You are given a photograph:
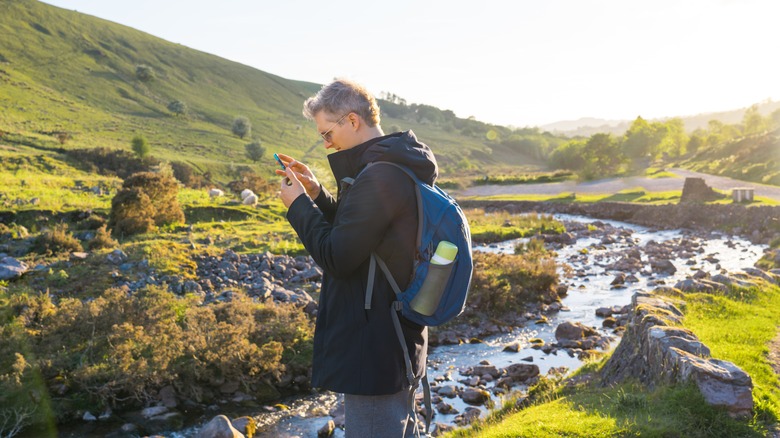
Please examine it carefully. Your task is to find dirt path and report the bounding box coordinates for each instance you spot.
[455,168,780,201]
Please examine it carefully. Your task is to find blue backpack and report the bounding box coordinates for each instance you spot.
[350,161,473,436]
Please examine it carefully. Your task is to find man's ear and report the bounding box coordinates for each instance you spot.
[346,113,360,131]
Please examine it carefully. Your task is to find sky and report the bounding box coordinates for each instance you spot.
[41,0,780,128]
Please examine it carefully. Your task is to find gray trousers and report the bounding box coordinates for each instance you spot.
[344,388,417,438]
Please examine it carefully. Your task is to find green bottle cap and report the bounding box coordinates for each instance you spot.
[431,241,458,265]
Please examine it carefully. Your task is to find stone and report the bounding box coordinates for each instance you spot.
[317,420,335,437]
[502,342,521,352]
[197,415,244,438]
[141,406,168,418]
[0,256,28,280]
[83,411,97,421]
[502,363,540,382]
[231,417,255,436]
[555,321,597,341]
[107,249,128,265]
[461,388,490,405]
[159,386,178,408]
[437,385,458,398]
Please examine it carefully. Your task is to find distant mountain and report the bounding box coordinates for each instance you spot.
[540,101,780,137]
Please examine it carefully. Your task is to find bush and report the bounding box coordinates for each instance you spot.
[170,161,208,188]
[135,64,155,82]
[227,171,270,197]
[466,251,559,316]
[65,147,158,179]
[87,225,118,250]
[109,172,184,237]
[131,135,150,158]
[33,224,83,255]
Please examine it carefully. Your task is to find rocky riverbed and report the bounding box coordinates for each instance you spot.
[152,214,769,438]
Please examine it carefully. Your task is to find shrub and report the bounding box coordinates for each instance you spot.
[135,64,155,82]
[170,161,207,188]
[232,116,251,139]
[33,224,83,255]
[466,251,559,316]
[87,225,118,250]
[131,135,150,158]
[109,188,156,236]
[227,171,270,197]
[109,172,184,237]
[65,147,158,179]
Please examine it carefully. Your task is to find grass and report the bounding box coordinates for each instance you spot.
[445,282,780,437]
[464,208,565,244]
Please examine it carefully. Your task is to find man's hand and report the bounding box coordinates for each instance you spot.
[279,167,306,208]
[275,153,321,199]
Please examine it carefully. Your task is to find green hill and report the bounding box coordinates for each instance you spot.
[676,128,780,185]
[0,0,549,184]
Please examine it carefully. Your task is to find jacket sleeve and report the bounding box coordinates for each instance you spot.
[286,165,413,279]
[312,184,337,223]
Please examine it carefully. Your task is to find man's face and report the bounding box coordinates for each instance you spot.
[314,112,355,152]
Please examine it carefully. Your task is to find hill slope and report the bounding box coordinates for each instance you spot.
[0,0,542,182]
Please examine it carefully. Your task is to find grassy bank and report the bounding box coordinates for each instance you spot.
[445,282,780,437]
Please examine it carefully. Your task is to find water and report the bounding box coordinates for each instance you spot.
[171,215,767,437]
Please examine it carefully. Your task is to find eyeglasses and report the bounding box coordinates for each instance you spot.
[320,113,350,142]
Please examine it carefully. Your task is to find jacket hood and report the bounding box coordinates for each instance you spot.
[328,130,438,185]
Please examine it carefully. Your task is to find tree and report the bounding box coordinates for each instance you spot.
[742,104,768,135]
[244,141,265,162]
[131,135,150,158]
[135,64,155,82]
[232,116,251,139]
[167,100,188,117]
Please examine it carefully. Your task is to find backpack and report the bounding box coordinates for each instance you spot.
[349,161,473,436]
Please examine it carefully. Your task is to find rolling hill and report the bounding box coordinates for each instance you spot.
[0,0,545,183]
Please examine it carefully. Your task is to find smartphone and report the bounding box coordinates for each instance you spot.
[273,153,285,170]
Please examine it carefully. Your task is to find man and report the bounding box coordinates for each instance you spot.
[277,78,436,437]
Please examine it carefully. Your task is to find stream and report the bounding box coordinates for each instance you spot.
[168,214,767,438]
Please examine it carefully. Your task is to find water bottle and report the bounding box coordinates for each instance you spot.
[410,241,458,316]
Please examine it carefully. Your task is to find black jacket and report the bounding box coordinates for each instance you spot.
[286,130,436,395]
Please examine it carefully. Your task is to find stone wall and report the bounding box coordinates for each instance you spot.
[600,292,753,418]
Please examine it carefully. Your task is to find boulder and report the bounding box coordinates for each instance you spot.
[197,415,244,438]
[240,189,255,200]
[555,321,597,341]
[0,256,28,280]
[461,388,490,405]
[501,363,540,382]
[242,193,258,206]
[209,188,224,198]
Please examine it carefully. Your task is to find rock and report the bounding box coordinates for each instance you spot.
[197,415,244,438]
[106,249,128,265]
[159,386,178,408]
[141,406,169,418]
[0,256,28,280]
[650,258,677,275]
[83,411,97,421]
[471,364,499,379]
[503,342,521,352]
[461,388,490,406]
[501,363,540,382]
[317,420,335,437]
[145,411,184,434]
[437,385,458,398]
[595,307,613,317]
[209,188,225,198]
[601,292,753,419]
[555,321,597,341]
[435,401,457,415]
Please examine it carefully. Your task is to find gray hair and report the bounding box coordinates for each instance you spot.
[302,78,381,127]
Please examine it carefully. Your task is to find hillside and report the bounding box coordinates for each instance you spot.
[541,100,780,137]
[0,0,545,184]
[676,128,780,186]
